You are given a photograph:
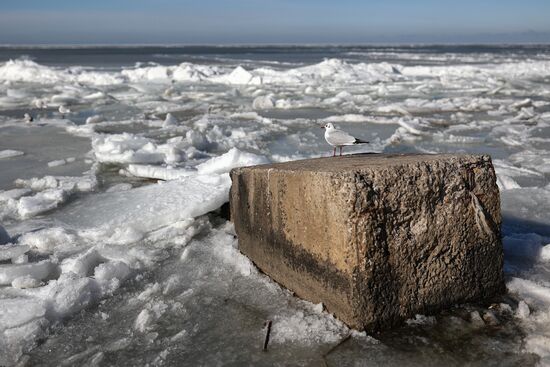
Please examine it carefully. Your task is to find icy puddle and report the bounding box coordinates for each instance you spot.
[0,124,91,188]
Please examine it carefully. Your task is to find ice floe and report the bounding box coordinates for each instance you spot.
[92,133,184,165]
[196,147,269,175]
[0,175,97,220]
[0,150,24,159]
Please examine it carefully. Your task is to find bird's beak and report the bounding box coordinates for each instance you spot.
[320,125,325,129]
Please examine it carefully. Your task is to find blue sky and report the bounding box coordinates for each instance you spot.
[1,0,549,44]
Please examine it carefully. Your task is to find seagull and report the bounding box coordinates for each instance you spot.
[23,113,33,123]
[33,99,47,109]
[58,105,71,118]
[322,122,369,157]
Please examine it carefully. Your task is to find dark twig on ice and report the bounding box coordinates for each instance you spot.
[322,333,352,366]
[263,320,272,351]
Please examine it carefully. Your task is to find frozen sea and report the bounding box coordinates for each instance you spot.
[0,45,550,366]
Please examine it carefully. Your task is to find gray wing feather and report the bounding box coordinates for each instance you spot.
[326,129,356,145]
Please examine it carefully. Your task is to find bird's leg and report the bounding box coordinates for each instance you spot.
[339,146,343,156]
[332,147,336,157]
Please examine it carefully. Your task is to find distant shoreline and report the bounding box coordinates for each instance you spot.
[0,42,550,49]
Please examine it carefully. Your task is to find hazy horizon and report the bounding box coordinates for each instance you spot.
[1,0,549,45]
[1,37,549,47]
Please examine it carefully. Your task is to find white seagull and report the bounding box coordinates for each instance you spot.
[58,105,71,118]
[23,113,33,123]
[322,122,369,157]
[34,99,47,109]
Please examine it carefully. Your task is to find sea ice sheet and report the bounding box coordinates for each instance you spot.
[1,46,550,366]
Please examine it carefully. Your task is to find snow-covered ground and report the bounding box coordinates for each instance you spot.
[1,45,550,366]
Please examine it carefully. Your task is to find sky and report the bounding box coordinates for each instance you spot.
[1,0,549,45]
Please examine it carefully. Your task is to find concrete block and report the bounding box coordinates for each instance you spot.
[230,154,504,331]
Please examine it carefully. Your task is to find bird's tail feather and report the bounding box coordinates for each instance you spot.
[354,138,369,144]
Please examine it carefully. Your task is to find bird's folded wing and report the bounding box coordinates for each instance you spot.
[327,130,357,145]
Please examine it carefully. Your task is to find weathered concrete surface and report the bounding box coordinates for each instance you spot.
[230,153,505,331]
